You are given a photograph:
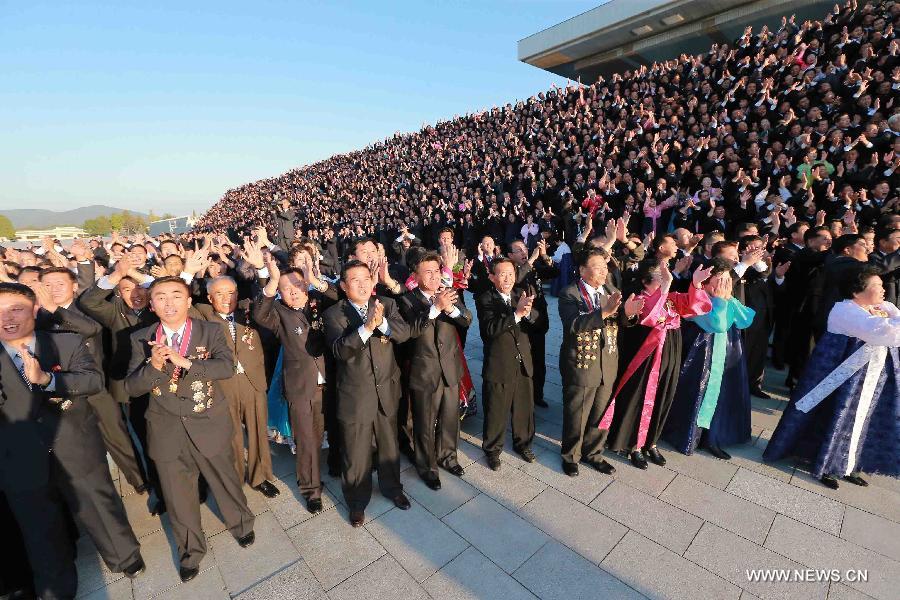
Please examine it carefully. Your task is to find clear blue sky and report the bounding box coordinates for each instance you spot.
[0,0,601,215]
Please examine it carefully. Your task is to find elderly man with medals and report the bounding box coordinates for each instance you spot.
[558,246,644,477]
[125,276,255,583]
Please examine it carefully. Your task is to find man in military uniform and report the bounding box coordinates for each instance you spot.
[558,247,643,476]
[124,277,255,583]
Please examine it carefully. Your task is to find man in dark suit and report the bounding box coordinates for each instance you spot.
[475,257,539,471]
[558,247,642,476]
[37,266,148,492]
[398,252,472,489]
[0,282,131,599]
[79,255,162,499]
[125,277,255,583]
[870,228,900,305]
[323,260,411,527]
[274,196,297,250]
[32,270,148,577]
[195,276,280,499]
[251,251,338,514]
[509,238,559,408]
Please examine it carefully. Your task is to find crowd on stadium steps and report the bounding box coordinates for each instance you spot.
[1,2,900,598]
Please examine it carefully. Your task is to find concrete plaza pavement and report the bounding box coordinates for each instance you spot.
[77,295,900,600]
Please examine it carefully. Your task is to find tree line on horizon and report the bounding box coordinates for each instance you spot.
[0,210,176,240]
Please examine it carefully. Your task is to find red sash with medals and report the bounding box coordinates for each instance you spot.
[577,279,596,312]
[155,318,192,393]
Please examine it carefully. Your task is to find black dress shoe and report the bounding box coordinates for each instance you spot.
[350,510,365,527]
[534,397,549,408]
[582,458,616,475]
[750,388,772,400]
[306,498,323,514]
[179,566,199,583]
[237,531,255,548]
[645,447,666,466]
[122,556,145,579]
[704,444,731,460]
[253,480,281,498]
[821,475,840,490]
[444,464,465,477]
[843,474,869,487]
[487,455,502,471]
[392,493,411,510]
[562,461,579,477]
[151,499,166,516]
[516,447,537,463]
[629,451,649,470]
[423,477,442,491]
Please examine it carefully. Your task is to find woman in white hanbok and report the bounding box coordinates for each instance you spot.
[764,267,900,489]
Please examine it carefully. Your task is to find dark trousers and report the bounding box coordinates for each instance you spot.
[116,386,160,495]
[4,484,76,600]
[289,386,325,500]
[0,492,36,598]
[744,322,769,391]
[323,386,342,475]
[55,448,142,572]
[482,371,534,457]
[528,331,547,403]
[155,429,255,569]
[339,408,403,512]
[88,389,146,489]
[411,383,460,479]
[222,377,274,488]
[561,384,612,464]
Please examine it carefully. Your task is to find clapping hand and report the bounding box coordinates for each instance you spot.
[366,299,385,332]
[623,293,644,318]
[600,291,622,319]
[19,347,51,387]
[515,293,535,319]
[692,265,713,287]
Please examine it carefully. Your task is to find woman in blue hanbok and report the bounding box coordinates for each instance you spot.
[663,260,756,459]
[763,268,900,489]
[267,349,295,453]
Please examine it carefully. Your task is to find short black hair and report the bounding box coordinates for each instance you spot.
[39,266,77,283]
[711,240,738,257]
[489,256,515,274]
[575,246,609,268]
[804,225,831,244]
[839,266,881,299]
[414,251,442,271]
[17,266,42,280]
[708,257,734,278]
[148,276,190,294]
[651,233,675,254]
[0,282,36,303]
[341,259,372,281]
[347,237,378,259]
[638,260,661,286]
[832,234,864,256]
[737,235,763,253]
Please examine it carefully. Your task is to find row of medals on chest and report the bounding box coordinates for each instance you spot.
[151,344,213,413]
[575,324,617,369]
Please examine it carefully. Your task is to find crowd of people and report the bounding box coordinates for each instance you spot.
[2,1,900,598]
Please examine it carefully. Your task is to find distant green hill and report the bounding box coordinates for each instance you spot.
[1,205,149,229]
